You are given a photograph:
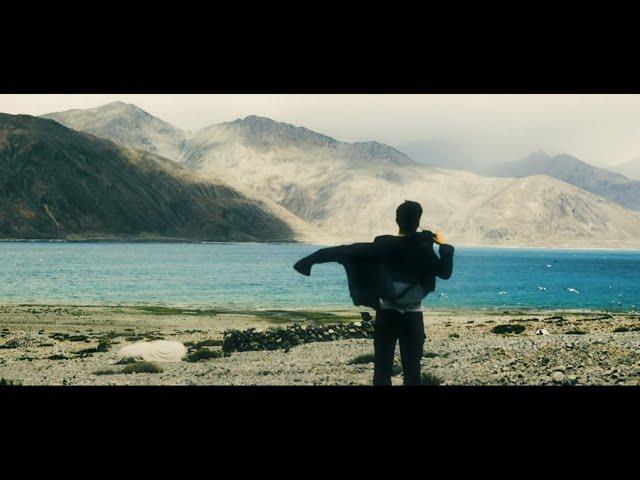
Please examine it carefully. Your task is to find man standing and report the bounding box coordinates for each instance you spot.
[293,200,454,386]
[371,201,454,385]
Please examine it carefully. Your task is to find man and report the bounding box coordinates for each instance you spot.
[293,200,454,386]
[371,201,454,385]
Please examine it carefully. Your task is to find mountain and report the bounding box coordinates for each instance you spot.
[611,157,640,180]
[41,101,189,161]
[488,151,640,211]
[179,117,640,246]
[0,113,300,241]
[278,166,640,247]
[185,115,413,166]
[37,104,640,247]
[446,175,640,247]
[180,115,416,204]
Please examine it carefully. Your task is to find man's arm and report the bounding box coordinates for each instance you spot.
[293,246,343,276]
[435,244,454,279]
[293,243,376,276]
[431,231,454,279]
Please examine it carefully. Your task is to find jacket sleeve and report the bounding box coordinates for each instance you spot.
[293,243,377,277]
[309,243,378,264]
[306,245,349,264]
[434,244,454,279]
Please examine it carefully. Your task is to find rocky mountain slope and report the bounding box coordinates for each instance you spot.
[38,104,640,246]
[489,151,640,211]
[280,166,640,246]
[42,102,189,162]
[0,113,302,241]
[180,115,417,206]
[447,175,640,246]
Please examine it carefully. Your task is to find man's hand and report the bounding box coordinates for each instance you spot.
[293,257,313,276]
[432,231,446,245]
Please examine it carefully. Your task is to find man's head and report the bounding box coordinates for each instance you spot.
[396,200,423,234]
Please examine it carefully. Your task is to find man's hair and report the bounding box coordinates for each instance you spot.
[396,200,423,233]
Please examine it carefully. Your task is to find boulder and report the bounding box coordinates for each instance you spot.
[113,340,187,363]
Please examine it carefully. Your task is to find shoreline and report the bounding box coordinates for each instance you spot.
[0,301,635,315]
[2,238,640,251]
[1,304,640,386]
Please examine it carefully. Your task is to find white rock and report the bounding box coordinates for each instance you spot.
[113,340,187,363]
[536,329,550,335]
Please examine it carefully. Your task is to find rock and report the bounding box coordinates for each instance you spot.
[222,319,376,353]
[536,329,550,335]
[0,333,50,349]
[113,340,187,363]
[552,371,566,383]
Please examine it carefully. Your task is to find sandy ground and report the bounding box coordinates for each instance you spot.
[1,304,640,386]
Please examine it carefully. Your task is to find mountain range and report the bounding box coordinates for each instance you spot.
[0,113,308,242]
[33,102,640,247]
[488,151,640,212]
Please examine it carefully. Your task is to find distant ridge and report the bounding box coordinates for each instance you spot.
[489,151,640,211]
[612,157,640,181]
[42,101,189,162]
[182,114,415,169]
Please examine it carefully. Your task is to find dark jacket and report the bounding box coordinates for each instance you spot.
[294,231,454,310]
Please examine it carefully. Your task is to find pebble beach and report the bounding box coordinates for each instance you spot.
[1,304,640,386]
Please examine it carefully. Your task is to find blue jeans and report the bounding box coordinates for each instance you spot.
[373,309,425,385]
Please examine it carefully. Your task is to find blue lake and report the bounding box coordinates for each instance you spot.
[0,242,639,311]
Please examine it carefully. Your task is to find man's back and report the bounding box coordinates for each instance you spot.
[374,231,453,286]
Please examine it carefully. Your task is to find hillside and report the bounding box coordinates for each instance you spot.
[180,115,418,204]
[42,101,189,161]
[0,114,298,242]
[489,151,640,211]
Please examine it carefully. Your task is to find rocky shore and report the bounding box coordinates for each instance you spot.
[1,304,640,385]
[222,318,374,353]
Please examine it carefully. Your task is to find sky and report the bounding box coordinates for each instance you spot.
[2,94,640,168]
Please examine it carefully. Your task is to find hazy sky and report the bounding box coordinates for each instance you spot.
[2,94,640,167]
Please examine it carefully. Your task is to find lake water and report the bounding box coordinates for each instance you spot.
[0,242,639,311]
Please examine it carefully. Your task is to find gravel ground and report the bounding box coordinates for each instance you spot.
[1,304,640,385]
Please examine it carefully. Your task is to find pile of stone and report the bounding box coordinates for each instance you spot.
[0,333,50,349]
[222,318,375,353]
